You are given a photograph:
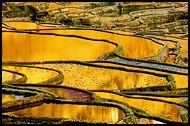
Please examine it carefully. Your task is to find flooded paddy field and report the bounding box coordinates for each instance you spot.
[2,2,188,124]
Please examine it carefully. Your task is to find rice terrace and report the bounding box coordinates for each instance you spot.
[2,2,188,124]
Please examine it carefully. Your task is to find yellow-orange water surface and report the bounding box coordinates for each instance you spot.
[67,2,88,7]
[147,35,188,60]
[92,62,188,88]
[38,29,163,59]
[94,92,183,121]
[3,22,55,29]
[47,2,63,10]
[2,22,188,124]
[2,22,163,59]
[2,65,58,84]
[2,32,115,61]
[23,2,38,6]
[5,102,125,123]
[2,95,124,124]
[2,70,22,82]
[33,64,168,90]
[2,95,22,102]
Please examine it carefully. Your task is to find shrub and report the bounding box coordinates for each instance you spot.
[60,18,73,25]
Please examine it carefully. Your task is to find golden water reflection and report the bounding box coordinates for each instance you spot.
[34,64,167,90]
[3,22,163,59]
[171,74,188,88]
[67,2,87,7]
[166,55,176,64]
[3,22,48,29]
[2,32,115,61]
[147,35,188,60]
[92,62,188,88]
[2,93,125,123]
[6,102,125,123]
[94,92,182,121]
[2,94,22,103]
[2,70,21,82]
[2,22,188,124]
[2,63,168,90]
[39,29,163,59]
[47,2,64,10]
[2,65,57,84]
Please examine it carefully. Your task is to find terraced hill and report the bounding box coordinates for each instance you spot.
[2,2,188,34]
[2,2,188,124]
